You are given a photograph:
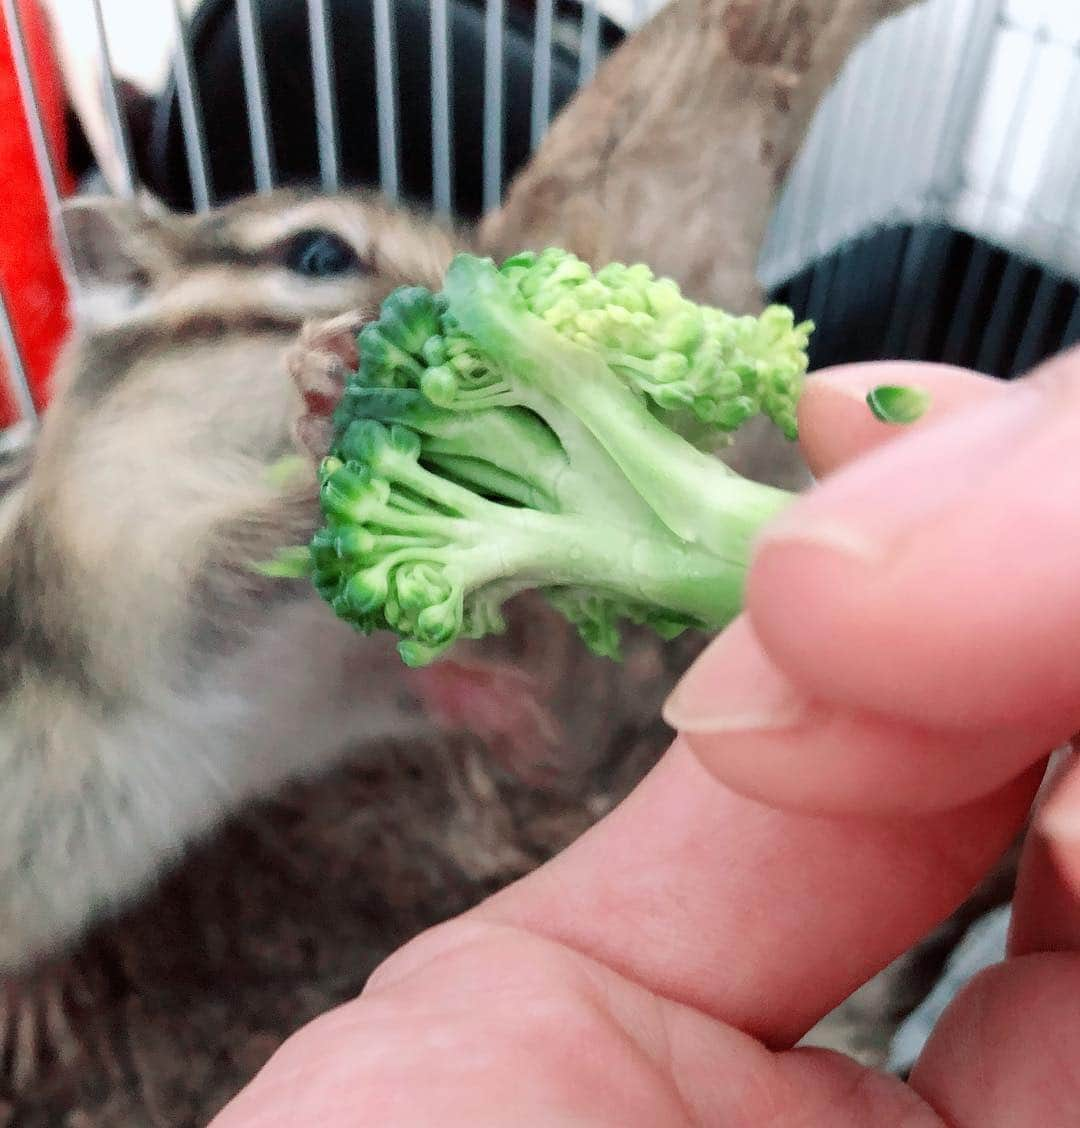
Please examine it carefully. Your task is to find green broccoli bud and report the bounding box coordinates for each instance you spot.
[543,588,697,662]
[250,545,314,579]
[305,249,820,666]
[498,248,812,439]
[544,588,627,661]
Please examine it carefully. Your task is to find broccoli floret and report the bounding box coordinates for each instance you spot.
[309,248,814,666]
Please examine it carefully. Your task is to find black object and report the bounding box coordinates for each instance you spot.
[771,223,1080,379]
[144,0,625,219]
[284,228,364,276]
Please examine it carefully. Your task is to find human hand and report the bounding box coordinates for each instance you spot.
[212,351,1080,1126]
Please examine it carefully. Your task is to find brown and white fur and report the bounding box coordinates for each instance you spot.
[0,190,474,972]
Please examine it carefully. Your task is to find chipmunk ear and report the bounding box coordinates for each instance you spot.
[60,196,173,323]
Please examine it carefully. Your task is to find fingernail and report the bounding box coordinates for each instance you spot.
[1040,806,1080,844]
[663,617,809,734]
[865,384,931,425]
[757,383,1047,564]
[1038,744,1080,842]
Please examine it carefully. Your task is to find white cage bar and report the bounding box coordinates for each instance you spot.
[308,0,342,192]
[170,0,214,210]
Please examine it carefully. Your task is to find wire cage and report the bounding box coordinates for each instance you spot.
[764,0,1080,377]
[1,0,1078,436]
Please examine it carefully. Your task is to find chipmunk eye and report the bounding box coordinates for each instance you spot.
[285,229,361,278]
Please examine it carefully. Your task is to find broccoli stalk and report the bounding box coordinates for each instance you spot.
[309,248,814,667]
[443,255,795,554]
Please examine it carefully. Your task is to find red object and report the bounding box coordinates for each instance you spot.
[0,0,73,426]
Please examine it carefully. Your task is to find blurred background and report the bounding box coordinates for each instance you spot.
[3,0,1080,439]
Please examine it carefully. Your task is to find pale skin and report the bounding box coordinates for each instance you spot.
[212,351,1080,1126]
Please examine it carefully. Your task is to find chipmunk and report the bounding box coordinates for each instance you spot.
[0,188,530,975]
[1,187,769,980]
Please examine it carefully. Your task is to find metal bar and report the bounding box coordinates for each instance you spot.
[848,24,920,340]
[866,226,913,359]
[1010,272,1062,375]
[930,0,1005,204]
[482,0,504,213]
[774,0,894,284]
[880,3,980,357]
[947,19,1074,374]
[762,13,872,286]
[975,256,1027,375]
[885,225,944,359]
[530,0,553,151]
[236,0,276,193]
[895,0,955,192]
[170,0,214,211]
[969,35,1060,217]
[0,0,73,275]
[431,0,453,215]
[941,238,994,368]
[889,0,1004,359]
[803,58,874,338]
[834,227,908,362]
[842,3,920,261]
[307,0,341,192]
[579,0,600,85]
[372,0,400,200]
[0,284,37,424]
[1011,61,1080,374]
[1060,292,1080,351]
[942,30,1042,367]
[804,24,883,329]
[979,36,1080,376]
[1012,38,1080,233]
[89,0,138,198]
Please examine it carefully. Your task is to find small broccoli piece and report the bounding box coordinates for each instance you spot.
[308,249,815,666]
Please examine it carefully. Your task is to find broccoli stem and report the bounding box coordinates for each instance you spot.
[340,390,574,512]
[423,453,556,510]
[444,256,797,554]
[357,451,760,630]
